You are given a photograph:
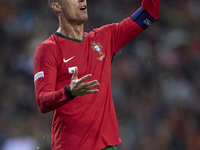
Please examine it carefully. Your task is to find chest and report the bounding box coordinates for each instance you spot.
[56,37,112,85]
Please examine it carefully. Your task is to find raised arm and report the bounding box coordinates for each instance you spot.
[103,0,159,54]
[142,0,159,20]
[131,0,159,30]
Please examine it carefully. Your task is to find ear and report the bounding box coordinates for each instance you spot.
[51,3,62,13]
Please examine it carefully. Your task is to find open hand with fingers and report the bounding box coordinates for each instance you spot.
[69,67,100,97]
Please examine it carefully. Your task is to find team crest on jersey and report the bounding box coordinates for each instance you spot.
[91,41,105,61]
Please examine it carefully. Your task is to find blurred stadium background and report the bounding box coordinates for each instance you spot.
[0,0,200,149]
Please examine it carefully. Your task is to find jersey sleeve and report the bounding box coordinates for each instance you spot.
[131,0,159,30]
[34,43,70,113]
[142,0,159,20]
[107,18,143,54]
[103,0,159,54]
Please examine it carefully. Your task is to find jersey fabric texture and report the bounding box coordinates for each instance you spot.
[33,0,159,149]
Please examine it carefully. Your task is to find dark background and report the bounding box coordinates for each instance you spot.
[0,0,200,149]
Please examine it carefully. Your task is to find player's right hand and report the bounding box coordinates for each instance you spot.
[69,67,100,97]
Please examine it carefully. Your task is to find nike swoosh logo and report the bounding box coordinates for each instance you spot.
[63,56,75,63]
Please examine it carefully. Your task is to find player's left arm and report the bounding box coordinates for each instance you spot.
[142,0,159,20]
[131,0,160,30]
[98,0,160,55]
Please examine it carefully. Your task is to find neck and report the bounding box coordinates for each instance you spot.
[57,20,84,41]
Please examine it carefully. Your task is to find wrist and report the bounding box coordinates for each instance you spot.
[65,85,76,100]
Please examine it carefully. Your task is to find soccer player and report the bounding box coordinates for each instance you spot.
[33,0,159,149]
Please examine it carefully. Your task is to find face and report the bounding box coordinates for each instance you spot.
[59,0,88,24]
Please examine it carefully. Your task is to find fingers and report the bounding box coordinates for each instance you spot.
[70,81,99,96]
[71,67,78,80]
[77,74,92,84]
[84,89,99,95]
[70,67,100,96]
[70,79,100,96]
[78,81,100,93]
[88,82,100,90]
[80,80,99,89]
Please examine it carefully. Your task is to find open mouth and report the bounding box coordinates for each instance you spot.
[80,6,87,10]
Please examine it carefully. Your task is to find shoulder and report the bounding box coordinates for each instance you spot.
[38,34,57,50]
[34,34,62,60]
[35,34,62,56]
[86,24,113,39]
[34,34,61,67]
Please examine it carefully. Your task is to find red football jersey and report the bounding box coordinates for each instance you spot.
[34,0,159,149]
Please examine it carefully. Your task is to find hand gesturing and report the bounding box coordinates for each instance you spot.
[69,67,100,97]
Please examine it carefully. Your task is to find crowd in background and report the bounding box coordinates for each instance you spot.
[0,0,200,149]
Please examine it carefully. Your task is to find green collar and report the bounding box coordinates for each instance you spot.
[54,32,85,43]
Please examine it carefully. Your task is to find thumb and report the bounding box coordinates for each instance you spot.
[71,67,78,80]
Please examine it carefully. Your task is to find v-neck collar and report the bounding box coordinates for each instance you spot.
[54,32,85,43]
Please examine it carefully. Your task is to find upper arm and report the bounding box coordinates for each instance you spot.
[34,43,58,96]
[103,18,144,54]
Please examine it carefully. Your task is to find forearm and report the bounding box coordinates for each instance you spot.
[130,0,159,30]
[36,87,72,113]
[142,0,160,20]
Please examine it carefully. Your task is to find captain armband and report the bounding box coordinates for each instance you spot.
[131,7,156,30]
